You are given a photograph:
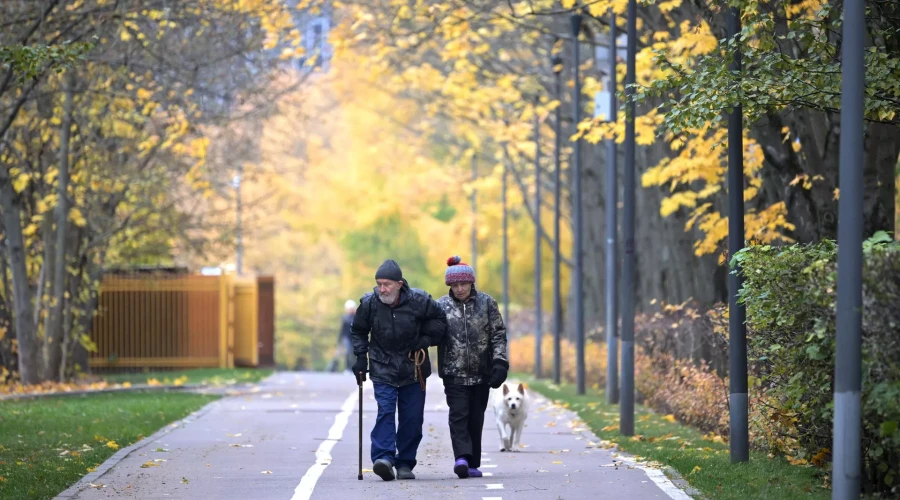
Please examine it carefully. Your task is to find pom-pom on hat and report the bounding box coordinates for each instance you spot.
[445,255,475,285]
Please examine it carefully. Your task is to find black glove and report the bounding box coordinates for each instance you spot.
[352,355,368,384]
[410,336,430,353]
[489,362,508,389]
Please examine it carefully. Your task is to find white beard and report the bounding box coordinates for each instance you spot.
[378,290,399,305]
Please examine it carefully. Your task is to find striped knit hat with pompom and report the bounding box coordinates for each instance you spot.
[445,256,475,285]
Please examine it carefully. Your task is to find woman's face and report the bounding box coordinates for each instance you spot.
[450,282,473,300]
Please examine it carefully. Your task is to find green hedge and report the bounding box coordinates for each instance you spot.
[733,232,900,494]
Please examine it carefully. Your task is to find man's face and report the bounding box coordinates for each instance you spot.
[376,279,402,304]
[450,282,473,300]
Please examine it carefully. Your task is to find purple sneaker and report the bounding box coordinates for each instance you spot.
[468,468,483,478]
[453,458,469,478]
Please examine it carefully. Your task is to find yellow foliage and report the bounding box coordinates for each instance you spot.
[641,127,794,256]
[69,208,87,227]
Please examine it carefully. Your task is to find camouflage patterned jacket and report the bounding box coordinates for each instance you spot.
[436,287,508,386]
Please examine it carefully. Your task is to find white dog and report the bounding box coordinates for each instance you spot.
[491,382,529,452]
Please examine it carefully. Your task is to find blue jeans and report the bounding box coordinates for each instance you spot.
[371,381,426,470]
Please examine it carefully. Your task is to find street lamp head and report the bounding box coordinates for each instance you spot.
[570,14,583,38]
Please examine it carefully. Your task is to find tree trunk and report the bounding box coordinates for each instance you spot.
[565,102,726,340]
[46,72,76,382]
[72,254,104,376]
[0,168,41,384]
[0,244,16,379]
[753,109,899,242]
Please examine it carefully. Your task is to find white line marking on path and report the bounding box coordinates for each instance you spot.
[291,389,358,500]
[483,497,502,500]
[603,451,693,500]
[482,464,497,468]
[485,484,504,490]
[482,472,494,477]
[530,391,694,500]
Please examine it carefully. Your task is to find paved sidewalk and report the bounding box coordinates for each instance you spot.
[59,372,692,500]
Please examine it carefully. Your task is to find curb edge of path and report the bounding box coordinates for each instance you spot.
[54,399,223,499]
[0,384,205,402]
[525,385,702,500]
[1,377,275,402]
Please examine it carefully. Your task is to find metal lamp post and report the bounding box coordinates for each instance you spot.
[471,155,477,275]
[601,11,621,405]
[552,51,564,385]
[503,159,510,358]
[534,109,544,378]
[570,13,586,396]
[833,0,865,496]
[620,0,636,436]
[233,169,243,276]
[726,5,749,464]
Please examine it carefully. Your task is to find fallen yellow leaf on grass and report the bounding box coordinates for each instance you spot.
[106,441,119,450]
[690,466,702,475]
[662,414,677,423]
[121,382,132,388]
[701,432,725,444]
[810,448,830,466]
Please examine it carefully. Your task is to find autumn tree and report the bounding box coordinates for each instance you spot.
[0,0,303,384]
[635,0,899,243]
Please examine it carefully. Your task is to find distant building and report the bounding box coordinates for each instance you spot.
[292,1,334,74]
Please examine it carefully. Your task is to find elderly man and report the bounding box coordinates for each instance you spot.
[436,256,508,479]
[351,259,447,481]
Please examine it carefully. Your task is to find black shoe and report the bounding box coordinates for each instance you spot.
[373,459,395,481]
[396,466,415,480]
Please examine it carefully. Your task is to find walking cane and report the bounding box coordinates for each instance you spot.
[357,372,363,480]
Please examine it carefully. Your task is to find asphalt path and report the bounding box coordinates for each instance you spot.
[59,372,693,500]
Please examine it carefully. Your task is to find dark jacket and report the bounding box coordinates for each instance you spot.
[350,281,448,387]
[436,287,508,386]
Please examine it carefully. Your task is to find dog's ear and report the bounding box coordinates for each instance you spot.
[502,384,509,395]
[517,383,525,395]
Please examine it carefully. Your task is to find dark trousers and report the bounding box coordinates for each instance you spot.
[444,382,491,469]
[372,381,427,470]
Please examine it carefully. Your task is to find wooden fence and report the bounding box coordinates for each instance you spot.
[88,273,274,371]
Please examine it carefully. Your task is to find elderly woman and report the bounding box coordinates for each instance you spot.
[436,255,509,479]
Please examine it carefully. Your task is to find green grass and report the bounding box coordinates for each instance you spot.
[100,367,273,386]
[520,376,830,500]
[0,391,219,500]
